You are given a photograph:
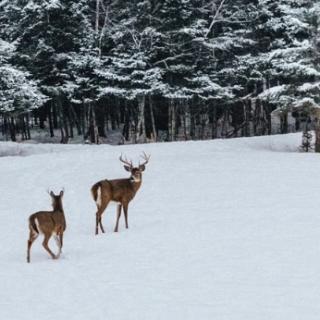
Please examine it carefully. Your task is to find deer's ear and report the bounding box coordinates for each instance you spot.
[50,191,54,197]
[124,165,131,172]
[139,164,146,171]
[60,190,64,197]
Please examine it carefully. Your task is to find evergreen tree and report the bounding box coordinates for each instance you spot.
[0,0,320,143]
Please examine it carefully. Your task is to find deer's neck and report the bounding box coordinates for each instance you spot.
[130,177,142,192]
[52,202,64,212]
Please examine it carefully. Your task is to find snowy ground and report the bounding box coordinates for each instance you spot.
[0,133,319,320]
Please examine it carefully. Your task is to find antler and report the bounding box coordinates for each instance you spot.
[119,154,133,168]
[139,152,150,166]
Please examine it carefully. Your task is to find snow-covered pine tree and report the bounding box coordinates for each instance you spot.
[0,37,47,141]
[3,0,97,142]
[256,0,320,135]
[1,0,320,143]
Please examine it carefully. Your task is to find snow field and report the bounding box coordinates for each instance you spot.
[0,133,319,319]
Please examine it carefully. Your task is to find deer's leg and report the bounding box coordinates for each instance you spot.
[95,211,99,235]
[27,229,39,263]
[114,204,122,232]
[123,203,129,229]
[54,233,62,259]
[42,233,56,259]
[57,226,64,250]
[99,214,106,234]
[96,200,109,235]
[59,232,63,250]
[54,235,61,258]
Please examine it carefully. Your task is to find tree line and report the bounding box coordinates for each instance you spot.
[0,0,319,144]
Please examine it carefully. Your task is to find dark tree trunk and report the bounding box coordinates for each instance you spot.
[87,103,99,144]
[168,99,176,141]
[3,116,9,141]
[211,104,217,139]
[280,112,288,134]
[314,110,320,153]
[9,117,16,142]
[136,95,146,143]
[123,101,130,141]
[48,101,55,137]
[21,116,27,140]
[70,104,82,135]
[52,102,58,129]
[149,95,157,142]
[57,96,69,144]
[26,114,31,140]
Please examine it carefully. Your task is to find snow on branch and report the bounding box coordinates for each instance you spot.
[153,53,193,68]
[297,82,320,93]
[205,0,227,38]
[0,0,8,8]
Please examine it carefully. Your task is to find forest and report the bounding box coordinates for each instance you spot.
[0,0,319,144]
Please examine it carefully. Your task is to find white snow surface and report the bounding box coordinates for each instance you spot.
[0,133,319,319]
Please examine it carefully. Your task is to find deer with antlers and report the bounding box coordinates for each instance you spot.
[91,152,150,235]
[27,190,66,263]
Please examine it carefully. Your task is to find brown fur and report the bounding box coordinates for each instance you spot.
[27,190,66,263]
[92,154,149,235]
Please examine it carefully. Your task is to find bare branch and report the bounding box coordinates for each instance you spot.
[205,0,227,38]
[98,5,110,58]
[0,0,8,8]
[153,53,193,67]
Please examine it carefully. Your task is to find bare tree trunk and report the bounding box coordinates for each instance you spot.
[136,95,146,143]
[56,96,69,144]
[69,104,82,135]
[280,111,288,134]
[314,110,320,153]
[180,105,186,140]
[1,115,4,138]
[168,99,176,141]
[48,101,54,137]
[3,115,9,141]
[9,117,16,142]
[95,0,100,33]
[122,101,130,141]
[252,98,257,135]
[149,96,157,142]
[221,109,229,137]
[52,102,58,129]
[83,101,89,141]
[200,105,208,139]
[242,101,250,137]
[21,116,27,140]
[87,103,99,144]
[185,101,191,140]
[26,114,31,140]
[92,105,99,144]
[211,104,217,139]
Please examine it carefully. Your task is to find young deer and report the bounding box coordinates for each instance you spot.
[27,190,66,263]
[91,152,150,235]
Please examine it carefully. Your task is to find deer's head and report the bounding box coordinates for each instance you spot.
[48,190,64,210]
[120,152,150,182]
